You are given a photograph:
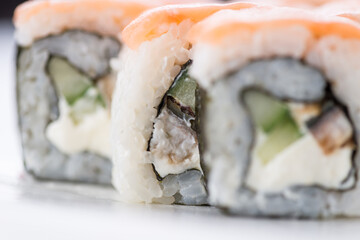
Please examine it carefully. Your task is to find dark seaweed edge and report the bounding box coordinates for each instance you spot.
[196,87,209,184]
[16,46,27,173]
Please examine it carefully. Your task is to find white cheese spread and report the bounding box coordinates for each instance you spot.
[246,134,352,192]
[46,98,111,158]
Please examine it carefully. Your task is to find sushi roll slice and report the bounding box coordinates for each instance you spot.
[14,0,170,184]
[188,7,360,217]
[111,3,255,204]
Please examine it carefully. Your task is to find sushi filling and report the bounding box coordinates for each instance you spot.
[148,62,207,204]
[244,90,355,192]
[45,57,114,158]
[150,108,200,177]
[20,30,120,159]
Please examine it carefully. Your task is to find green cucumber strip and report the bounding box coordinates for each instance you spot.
[244,90,290,133]
[256,121,301,165]
[167,69,197,116]
[69,87,105,125]
[48,57,92,105]
[244,90,302,164]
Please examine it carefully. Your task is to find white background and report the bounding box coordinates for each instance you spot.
[1,20,360,240]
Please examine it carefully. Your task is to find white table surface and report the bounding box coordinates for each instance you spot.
[1,19,360,240]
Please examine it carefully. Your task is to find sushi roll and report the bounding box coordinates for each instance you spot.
[188,7,360,217]
[14,0,171,184]
[111,2,255,204]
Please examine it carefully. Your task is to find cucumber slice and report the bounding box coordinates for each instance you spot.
[167,68,197,118]
[257,121,301,165]
[48,57,92,105]
[244,90,289,133]
[69,87,106,125]
[244,90,302,164]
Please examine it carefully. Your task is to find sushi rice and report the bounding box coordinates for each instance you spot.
[111,2,254,204]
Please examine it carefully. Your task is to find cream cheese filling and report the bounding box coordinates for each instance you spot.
[246,133,353,192]
[46,98,111,158]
